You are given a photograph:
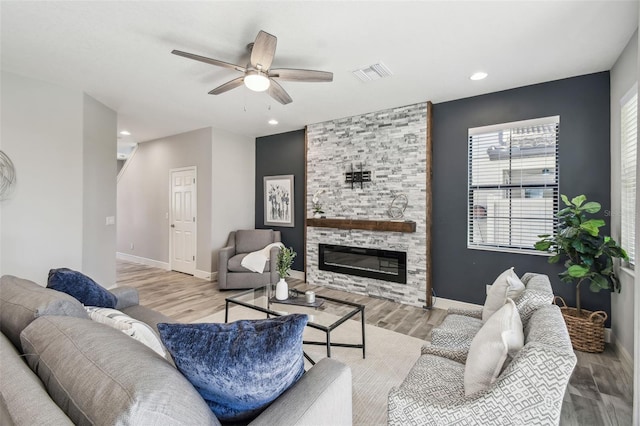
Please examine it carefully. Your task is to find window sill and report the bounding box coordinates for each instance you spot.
[619,266,635,279]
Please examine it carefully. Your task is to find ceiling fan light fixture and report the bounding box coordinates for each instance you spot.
[244,71,270,92]
[470,71,488,81]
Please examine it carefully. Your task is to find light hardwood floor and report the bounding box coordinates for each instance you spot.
[116,260,633,426]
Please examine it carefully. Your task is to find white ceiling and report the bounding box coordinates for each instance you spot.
[1,1,638,150]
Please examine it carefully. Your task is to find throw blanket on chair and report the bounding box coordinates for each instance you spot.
[241,242,284,273]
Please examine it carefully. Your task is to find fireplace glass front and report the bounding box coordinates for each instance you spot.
[318,244,407,284]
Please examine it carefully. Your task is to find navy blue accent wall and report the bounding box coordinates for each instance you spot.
[255,129,306,272]
[432,72,612,320]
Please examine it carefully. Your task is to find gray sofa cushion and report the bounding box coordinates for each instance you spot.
[249,358,353,426]
[111,286,140,310]
[236,229,274,254]
[0,275,88,351]
[20,316,221,426]
[0,332,73,426]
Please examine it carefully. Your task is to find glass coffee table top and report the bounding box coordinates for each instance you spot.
[225,286,366,361]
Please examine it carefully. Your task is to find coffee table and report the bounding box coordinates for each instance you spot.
[225,287,365,364]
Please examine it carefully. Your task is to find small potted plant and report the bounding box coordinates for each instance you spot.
[275,246,297,300]
[535,194,628,352]
[312,189,325,218]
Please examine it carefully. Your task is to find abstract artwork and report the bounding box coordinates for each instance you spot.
[264,175,294,227]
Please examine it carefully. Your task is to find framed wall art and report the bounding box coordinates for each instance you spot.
[264,175,294,227]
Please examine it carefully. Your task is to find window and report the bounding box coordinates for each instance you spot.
[468,116,559,254]
[621,87,637,267]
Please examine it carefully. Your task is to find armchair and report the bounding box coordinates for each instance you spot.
[218,229,282,290]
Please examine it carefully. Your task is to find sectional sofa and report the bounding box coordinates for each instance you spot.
[0,275,352,425]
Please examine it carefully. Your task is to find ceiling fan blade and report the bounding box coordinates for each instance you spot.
[250,30,277,70]
[269,68,333,82]
[268,79,293,105]
[208,77,245,95]
[172,50,245,73]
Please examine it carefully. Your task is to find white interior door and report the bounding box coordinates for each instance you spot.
[170,167,196,275]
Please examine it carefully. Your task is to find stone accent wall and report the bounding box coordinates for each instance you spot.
[306,102,428,307]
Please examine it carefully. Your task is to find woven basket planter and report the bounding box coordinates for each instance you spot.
[554,296,607,353]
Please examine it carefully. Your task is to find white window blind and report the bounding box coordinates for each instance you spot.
[468,116,559,254]
[621,88,637,267]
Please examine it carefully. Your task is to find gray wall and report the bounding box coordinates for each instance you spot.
[611,30,638,362]
[211,128,256,271]
[432,72,612,320]
[82,94,117,285]
[117,127,213,272]
[255,130,306,272]
[1,71,116,286]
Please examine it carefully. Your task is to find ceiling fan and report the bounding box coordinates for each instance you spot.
[172,30,333,105]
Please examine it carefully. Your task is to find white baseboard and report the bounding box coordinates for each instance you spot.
[116,252,170,270]
[611,333,633,374]
[194,270,215,281]
[117,253,216,281]
[433,297,483,311]
[289,270,305,280]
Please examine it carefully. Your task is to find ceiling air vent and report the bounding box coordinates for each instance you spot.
[352,62,393,82]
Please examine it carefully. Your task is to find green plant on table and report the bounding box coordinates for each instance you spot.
[535,194,628,316]
[277,246,297,279]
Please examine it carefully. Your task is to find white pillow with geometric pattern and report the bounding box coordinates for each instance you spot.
[85,306,166,357]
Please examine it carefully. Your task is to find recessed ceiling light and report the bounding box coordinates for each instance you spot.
[119,130,131,136]
[268,119,278,125]
[470,72,488,81]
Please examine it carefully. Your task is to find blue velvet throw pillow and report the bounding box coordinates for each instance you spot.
[47,268,117,308]
[158,314,308,423]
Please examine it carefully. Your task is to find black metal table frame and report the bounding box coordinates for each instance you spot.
[225,288,365,365]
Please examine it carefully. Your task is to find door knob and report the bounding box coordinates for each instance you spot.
[171,224,175,228]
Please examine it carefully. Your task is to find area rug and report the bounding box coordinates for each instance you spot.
[195,306,426,426]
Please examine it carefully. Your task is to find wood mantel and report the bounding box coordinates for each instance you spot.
[306,218,416,233]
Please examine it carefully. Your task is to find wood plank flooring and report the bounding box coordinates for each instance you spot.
[116,260,445,339]
[116,260,633,426]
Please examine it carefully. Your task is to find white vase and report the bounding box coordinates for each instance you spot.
[275,278,288,300]
[313,212,322,218]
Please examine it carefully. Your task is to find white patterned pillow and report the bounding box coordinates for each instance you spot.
[85,307,166,357]
[465,298,524,396]
[482,267,524,322]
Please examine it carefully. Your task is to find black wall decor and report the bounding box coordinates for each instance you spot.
[432,72,611,322]
[345,163,371,189]
[255,129,306,272]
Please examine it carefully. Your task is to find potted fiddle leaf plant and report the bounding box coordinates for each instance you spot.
[535,194,628,352]
[275,246,297,300]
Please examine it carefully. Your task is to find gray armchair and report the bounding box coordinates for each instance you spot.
[217,229,282,290]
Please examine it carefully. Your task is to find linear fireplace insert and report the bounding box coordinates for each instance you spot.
[319,244,407,284]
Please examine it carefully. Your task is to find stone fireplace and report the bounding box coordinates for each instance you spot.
[306,102,429,307]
